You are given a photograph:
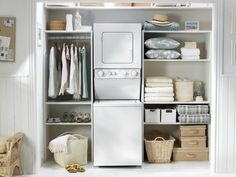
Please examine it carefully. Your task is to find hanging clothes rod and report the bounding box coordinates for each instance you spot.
[48,36,91,40]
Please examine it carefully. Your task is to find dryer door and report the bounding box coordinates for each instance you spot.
[94,23,141,69]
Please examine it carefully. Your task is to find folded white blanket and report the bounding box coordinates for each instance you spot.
[145,76,173,83]
[49,134,77,153]
[145,96,174,102]
[181,48,200,57]
[181,56,200,59]
[145,82,173,87]
[145,92,174,97]
[145,87,173,93]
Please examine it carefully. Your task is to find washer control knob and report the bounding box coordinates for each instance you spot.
[98,71,104,77]
[131,70,138,76]
[112,72,117,75]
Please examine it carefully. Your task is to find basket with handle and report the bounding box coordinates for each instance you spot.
[144,136,175,163]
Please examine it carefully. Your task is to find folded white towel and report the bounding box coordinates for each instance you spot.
[145,82,173,87]
[181,48,200,57]
[145,92,174,97]
[145,87,173,93]
[48,134,77,153]
[181,56,200,60]
[145,76,173,83]
[145,96,174,102]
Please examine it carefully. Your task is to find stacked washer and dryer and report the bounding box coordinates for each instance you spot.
[93,23,143,166]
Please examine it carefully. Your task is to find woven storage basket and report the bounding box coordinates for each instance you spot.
[48,21,66,30]
[175,79,194,101]
[145,136,175,163]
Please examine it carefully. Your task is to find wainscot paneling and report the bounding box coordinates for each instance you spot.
[0,75,35,174]
[216,76,236,173]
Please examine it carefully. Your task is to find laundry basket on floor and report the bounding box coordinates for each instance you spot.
[144,135,175,163]
[53,133,88,167]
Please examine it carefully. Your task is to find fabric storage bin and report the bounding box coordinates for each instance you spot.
[175,79,194,101]
[54,133,88,167]
[161,109,176,123]
[180,125,206,137]
[145,136,175,163]
[177,105,209,114]
[181,136,206,148]
[172,148,209,161]
[145,109,161,123]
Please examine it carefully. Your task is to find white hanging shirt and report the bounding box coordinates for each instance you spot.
[59,44,68,95]
[73,46,81,99]
[68,44,78,95]
[48,46,58,98]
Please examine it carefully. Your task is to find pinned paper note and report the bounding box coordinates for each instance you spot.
[0,17,15,62]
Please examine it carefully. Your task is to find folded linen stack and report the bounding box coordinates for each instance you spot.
[181,42,200,60]
[145,76,174,102]
[177,105,210,123]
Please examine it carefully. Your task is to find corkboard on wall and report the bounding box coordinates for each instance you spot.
[0,17,16,62]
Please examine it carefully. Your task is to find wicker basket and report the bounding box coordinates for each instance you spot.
[48,21,66,30]
[145,136,175,163]
[175,79,194,101]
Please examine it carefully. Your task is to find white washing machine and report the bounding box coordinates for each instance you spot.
[93,101,143,166]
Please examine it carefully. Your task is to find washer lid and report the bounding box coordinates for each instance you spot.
[93,100,143,107]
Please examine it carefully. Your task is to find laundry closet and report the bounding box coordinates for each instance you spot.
[36,1,215,173]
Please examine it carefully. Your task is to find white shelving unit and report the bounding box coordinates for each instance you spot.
[37,1,215,173]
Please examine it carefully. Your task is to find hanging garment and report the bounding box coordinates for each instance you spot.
[56,45,62,94]
[59,44,68,95]
[81,46,89,99]
[73,46,81,100]
[66,45,70,88]
[48,46,58,98]
[68,44,78,95]
[78,47,82,98]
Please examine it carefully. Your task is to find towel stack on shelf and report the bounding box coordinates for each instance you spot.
[181,42,200,60]
[144,76,174,102]
[177,105,210,123]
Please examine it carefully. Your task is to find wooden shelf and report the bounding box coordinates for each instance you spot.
[46,122,92,126]
[144,101,210,105]
[144,122,208,125]
[143,30,212,34]
[46,101,91,105]
[144,59,210,62]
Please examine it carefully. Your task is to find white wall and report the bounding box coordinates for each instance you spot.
[0,0,36,174]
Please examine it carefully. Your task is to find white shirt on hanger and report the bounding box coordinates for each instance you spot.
[48,46,58,98]
[59,44,68,95]
[68,44,78,95]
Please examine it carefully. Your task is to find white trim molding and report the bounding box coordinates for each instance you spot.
[231,40,236,65]
[232,10,236,34]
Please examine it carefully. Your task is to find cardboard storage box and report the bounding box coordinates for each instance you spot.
[161,109,176,123]
[181,136,206,148]
[180,125,206,137]
[173,148,209,161]
[145,109,161,123]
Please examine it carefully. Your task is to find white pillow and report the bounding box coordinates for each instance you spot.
[0,137,9,153]
[145,37,180,49]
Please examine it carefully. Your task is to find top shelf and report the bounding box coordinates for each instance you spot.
[45,6,213,11]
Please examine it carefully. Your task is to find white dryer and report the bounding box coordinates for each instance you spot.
[93,23,142,100]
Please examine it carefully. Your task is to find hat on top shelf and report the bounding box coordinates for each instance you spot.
[143,14,180,31]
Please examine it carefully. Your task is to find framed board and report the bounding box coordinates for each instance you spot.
[0,17,16,62]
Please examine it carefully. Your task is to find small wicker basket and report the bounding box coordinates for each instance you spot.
[145,136,175,163]
[48,21,66,30]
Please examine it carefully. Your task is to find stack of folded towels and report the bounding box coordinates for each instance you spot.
[181,42,200,60]
[144,76,174,102]
[177,105,210,124]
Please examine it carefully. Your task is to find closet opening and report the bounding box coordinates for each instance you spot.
[35,1,216,175]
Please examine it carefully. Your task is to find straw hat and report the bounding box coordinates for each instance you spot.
[149,14,170,24]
